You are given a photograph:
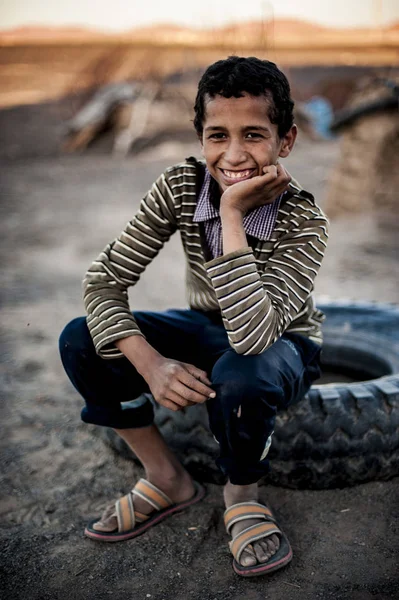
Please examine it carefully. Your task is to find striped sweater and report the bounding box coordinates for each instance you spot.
[83,157,329,359]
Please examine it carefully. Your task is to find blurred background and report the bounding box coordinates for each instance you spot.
[1,0,398,162]
[1,0,398,308]
[1,3,399,598]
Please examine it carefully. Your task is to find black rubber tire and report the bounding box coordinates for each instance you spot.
[97,300,399,489]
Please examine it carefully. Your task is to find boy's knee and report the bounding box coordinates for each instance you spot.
[59,317,91,361]
[211,352,264,405]
[216,377,258,407]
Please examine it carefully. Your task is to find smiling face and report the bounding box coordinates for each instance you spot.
[200,93,296,193]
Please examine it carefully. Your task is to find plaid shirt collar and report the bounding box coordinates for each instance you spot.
[193,168,282,241]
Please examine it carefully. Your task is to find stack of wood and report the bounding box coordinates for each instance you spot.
[63,82,140,153]
[63,80,196,154]
[325,75,399,224]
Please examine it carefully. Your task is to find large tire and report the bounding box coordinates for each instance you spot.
[97,300,399,489]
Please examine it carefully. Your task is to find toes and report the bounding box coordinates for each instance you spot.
[260,540,272,559]
[92,504,118,532]
[271,533,280,550]
[266,537,277,555]
[240,544,257,567]
[253,535,281,564]
[253,541,269,563]
[92,515,118,532]
[100,504,115,521]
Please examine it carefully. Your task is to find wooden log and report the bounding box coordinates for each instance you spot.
[63,82,139,151]
[113,84,159,155]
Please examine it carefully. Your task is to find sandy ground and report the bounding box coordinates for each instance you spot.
[1,137,399,600]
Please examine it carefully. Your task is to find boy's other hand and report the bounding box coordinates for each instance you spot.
[220,164,291,216]
[146,357,215,412]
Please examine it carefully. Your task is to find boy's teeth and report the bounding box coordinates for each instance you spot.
[223,169,252,179]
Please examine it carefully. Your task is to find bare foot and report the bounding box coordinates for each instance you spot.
[93,469,195,532]
[224,481,280,567]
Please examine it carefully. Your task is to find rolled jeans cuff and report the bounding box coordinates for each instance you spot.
[81,396,154,429]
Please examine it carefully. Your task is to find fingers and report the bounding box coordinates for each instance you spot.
[164,390,197,410]
[164,364,215,409]
[160,398,184,412]
[172,380,211,405]
[261,164,279,179]
[277,162,291,179]
[257,164,290,202]
[152,360,215,411]
[184,364,212,386]
[276,163,292,188]
[160,394,197,412]
[262,164,291,186]
[180,364,215,400]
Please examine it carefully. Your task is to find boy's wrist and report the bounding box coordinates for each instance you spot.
[115,335,162,380]
[220,202,246,221]
[220,205,247,255]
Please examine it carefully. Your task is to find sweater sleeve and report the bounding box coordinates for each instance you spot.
[204,211,328,355]
[83,171,177,359]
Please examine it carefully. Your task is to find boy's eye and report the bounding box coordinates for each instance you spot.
[246,132,263,139]
[208,132,226,140]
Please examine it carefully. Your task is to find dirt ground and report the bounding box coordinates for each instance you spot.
[1,136,399,600]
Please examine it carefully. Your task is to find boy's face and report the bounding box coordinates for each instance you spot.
[200,93,296,193]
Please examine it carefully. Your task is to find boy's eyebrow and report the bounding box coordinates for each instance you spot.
[204,125,272,133]
[204,126,227,131]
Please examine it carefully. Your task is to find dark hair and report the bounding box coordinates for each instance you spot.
[193,56,294,139]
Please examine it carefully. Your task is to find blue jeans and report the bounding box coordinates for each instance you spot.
[59,309,321,485]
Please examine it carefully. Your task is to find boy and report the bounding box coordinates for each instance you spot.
[60,56,327,577]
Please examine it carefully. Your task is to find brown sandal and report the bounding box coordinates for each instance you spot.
[224,501,292,577]
[85,478,205,542]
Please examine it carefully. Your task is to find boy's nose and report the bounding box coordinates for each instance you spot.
[223,141,247,165]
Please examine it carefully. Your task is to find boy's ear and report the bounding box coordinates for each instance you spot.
[278,125,297,158]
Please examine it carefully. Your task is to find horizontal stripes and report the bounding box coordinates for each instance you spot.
[224,502,274,533]
[83,158,328,358]
[132,479,172,510]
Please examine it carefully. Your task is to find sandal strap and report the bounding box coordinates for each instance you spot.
[230,521,281,564]
[224,502,275,534]
[132,478,173,511]
[115,492,136,533]
[134,510,150,523]
[114,479,173,533]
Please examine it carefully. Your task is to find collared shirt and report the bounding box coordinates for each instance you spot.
[84,157,328,359]
[193,168,282,259]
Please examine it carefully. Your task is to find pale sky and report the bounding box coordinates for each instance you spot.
[1,0,398,31]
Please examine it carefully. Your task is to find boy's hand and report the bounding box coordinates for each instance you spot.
[220,164,291,216]
[115,335,215,412]
[146,356,215,412]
